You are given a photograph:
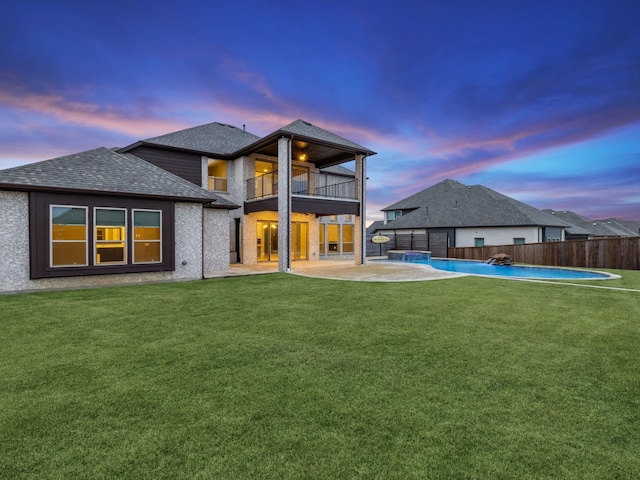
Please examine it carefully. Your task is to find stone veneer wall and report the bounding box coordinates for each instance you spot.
[203,207,230,273]
[0,191,31,292]
[173,202,203,279]
[0,194,214,293]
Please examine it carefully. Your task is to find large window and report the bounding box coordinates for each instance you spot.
[51,206,87,267]
[32,193,174,279]
[95,208,126,264]
[254,160,277,198]
[320,223,353,255]
[342,225,354,253]
[207,159,228,192]
[133,210,162,263]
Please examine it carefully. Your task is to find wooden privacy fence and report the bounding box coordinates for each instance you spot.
[448,237,640,270]
[367,233,449,258]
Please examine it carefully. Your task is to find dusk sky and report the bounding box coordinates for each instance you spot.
[2,0,639,222]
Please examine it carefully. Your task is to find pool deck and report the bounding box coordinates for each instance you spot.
[204,258,465,282]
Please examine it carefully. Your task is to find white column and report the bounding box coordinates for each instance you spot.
[355,153,367,266]
[277,136,292,272]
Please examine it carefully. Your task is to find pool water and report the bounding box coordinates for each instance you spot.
[407,259,612,280]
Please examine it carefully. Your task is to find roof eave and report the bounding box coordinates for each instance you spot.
[0,183,240,208]
[118,141,236,159]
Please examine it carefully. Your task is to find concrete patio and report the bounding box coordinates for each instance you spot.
[204,259,465,282]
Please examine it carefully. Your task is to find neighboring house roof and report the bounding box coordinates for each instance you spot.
[0,147,238,207]
[381,179,571,229]
[595,218,640,236]
[121,122,261,156]
[321,164,355,176]
[544,210,639,237]
[366,220,385,235]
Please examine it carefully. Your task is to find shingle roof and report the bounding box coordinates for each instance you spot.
[545,210,639,237]
[382,179,571,228]
[136,122,260,156]
[321,165,355,176]
[0,147,237,206]
[279,119,375,154]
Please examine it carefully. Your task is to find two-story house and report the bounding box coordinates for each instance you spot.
[0,119,375,293]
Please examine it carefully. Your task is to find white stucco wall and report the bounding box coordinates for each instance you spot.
[455,226,541,247]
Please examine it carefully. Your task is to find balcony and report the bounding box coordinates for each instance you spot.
[208,176,228,192]
[246,170,358,201]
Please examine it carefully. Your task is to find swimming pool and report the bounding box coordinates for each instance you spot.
[394,259,613,280]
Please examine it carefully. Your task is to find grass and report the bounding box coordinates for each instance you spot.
[1,269,639,479]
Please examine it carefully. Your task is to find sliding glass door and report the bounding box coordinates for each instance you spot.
[256,221,308,262]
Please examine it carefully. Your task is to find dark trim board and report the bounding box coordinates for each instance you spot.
[126,145,203,186]
[30,192,175,279]
[244,196,359,215]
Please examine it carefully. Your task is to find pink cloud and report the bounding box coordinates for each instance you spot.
[0,89,188,137]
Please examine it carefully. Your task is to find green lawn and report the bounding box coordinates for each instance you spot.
[1,270,639,479]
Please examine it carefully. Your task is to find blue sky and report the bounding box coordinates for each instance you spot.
[1,0,639,221]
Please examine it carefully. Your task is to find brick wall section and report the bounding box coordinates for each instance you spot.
[0,191,31,292]
[203,208,231,272]
[173,202,204,279]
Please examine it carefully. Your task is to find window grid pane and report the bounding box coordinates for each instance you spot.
[133,210,162,263]
[95,208,127,265]
[51,206,87,267]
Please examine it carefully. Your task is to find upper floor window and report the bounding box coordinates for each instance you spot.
[513,238,526,245]
[385,210,402,223]
[207,159,228,192]
[254,160,277,198]
[474,237,485,247]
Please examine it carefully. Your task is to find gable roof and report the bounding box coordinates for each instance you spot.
[118,119,376,168]
[279,119,373,153]
[120,122,261,157]
[0,147,237,206]
[234,119,376,168]
[381,179,571,229]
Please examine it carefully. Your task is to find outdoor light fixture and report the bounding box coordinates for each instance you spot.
[299,153,306,161]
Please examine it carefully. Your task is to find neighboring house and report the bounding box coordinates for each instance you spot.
[0,119,375,293]
[373,179,572,249]
[544,210,640,239]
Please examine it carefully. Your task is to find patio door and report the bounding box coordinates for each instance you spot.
[257,221,308,262]
[257,221,278,262]
[291,222,308,261]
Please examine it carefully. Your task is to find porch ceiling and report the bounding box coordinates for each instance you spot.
[241,137,361,168]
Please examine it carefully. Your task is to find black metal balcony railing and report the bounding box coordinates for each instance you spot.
[246,170,358,201]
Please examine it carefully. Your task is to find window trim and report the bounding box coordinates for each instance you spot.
[94,207,128,266]
[133,209,162,264]
[50,205,88,268]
